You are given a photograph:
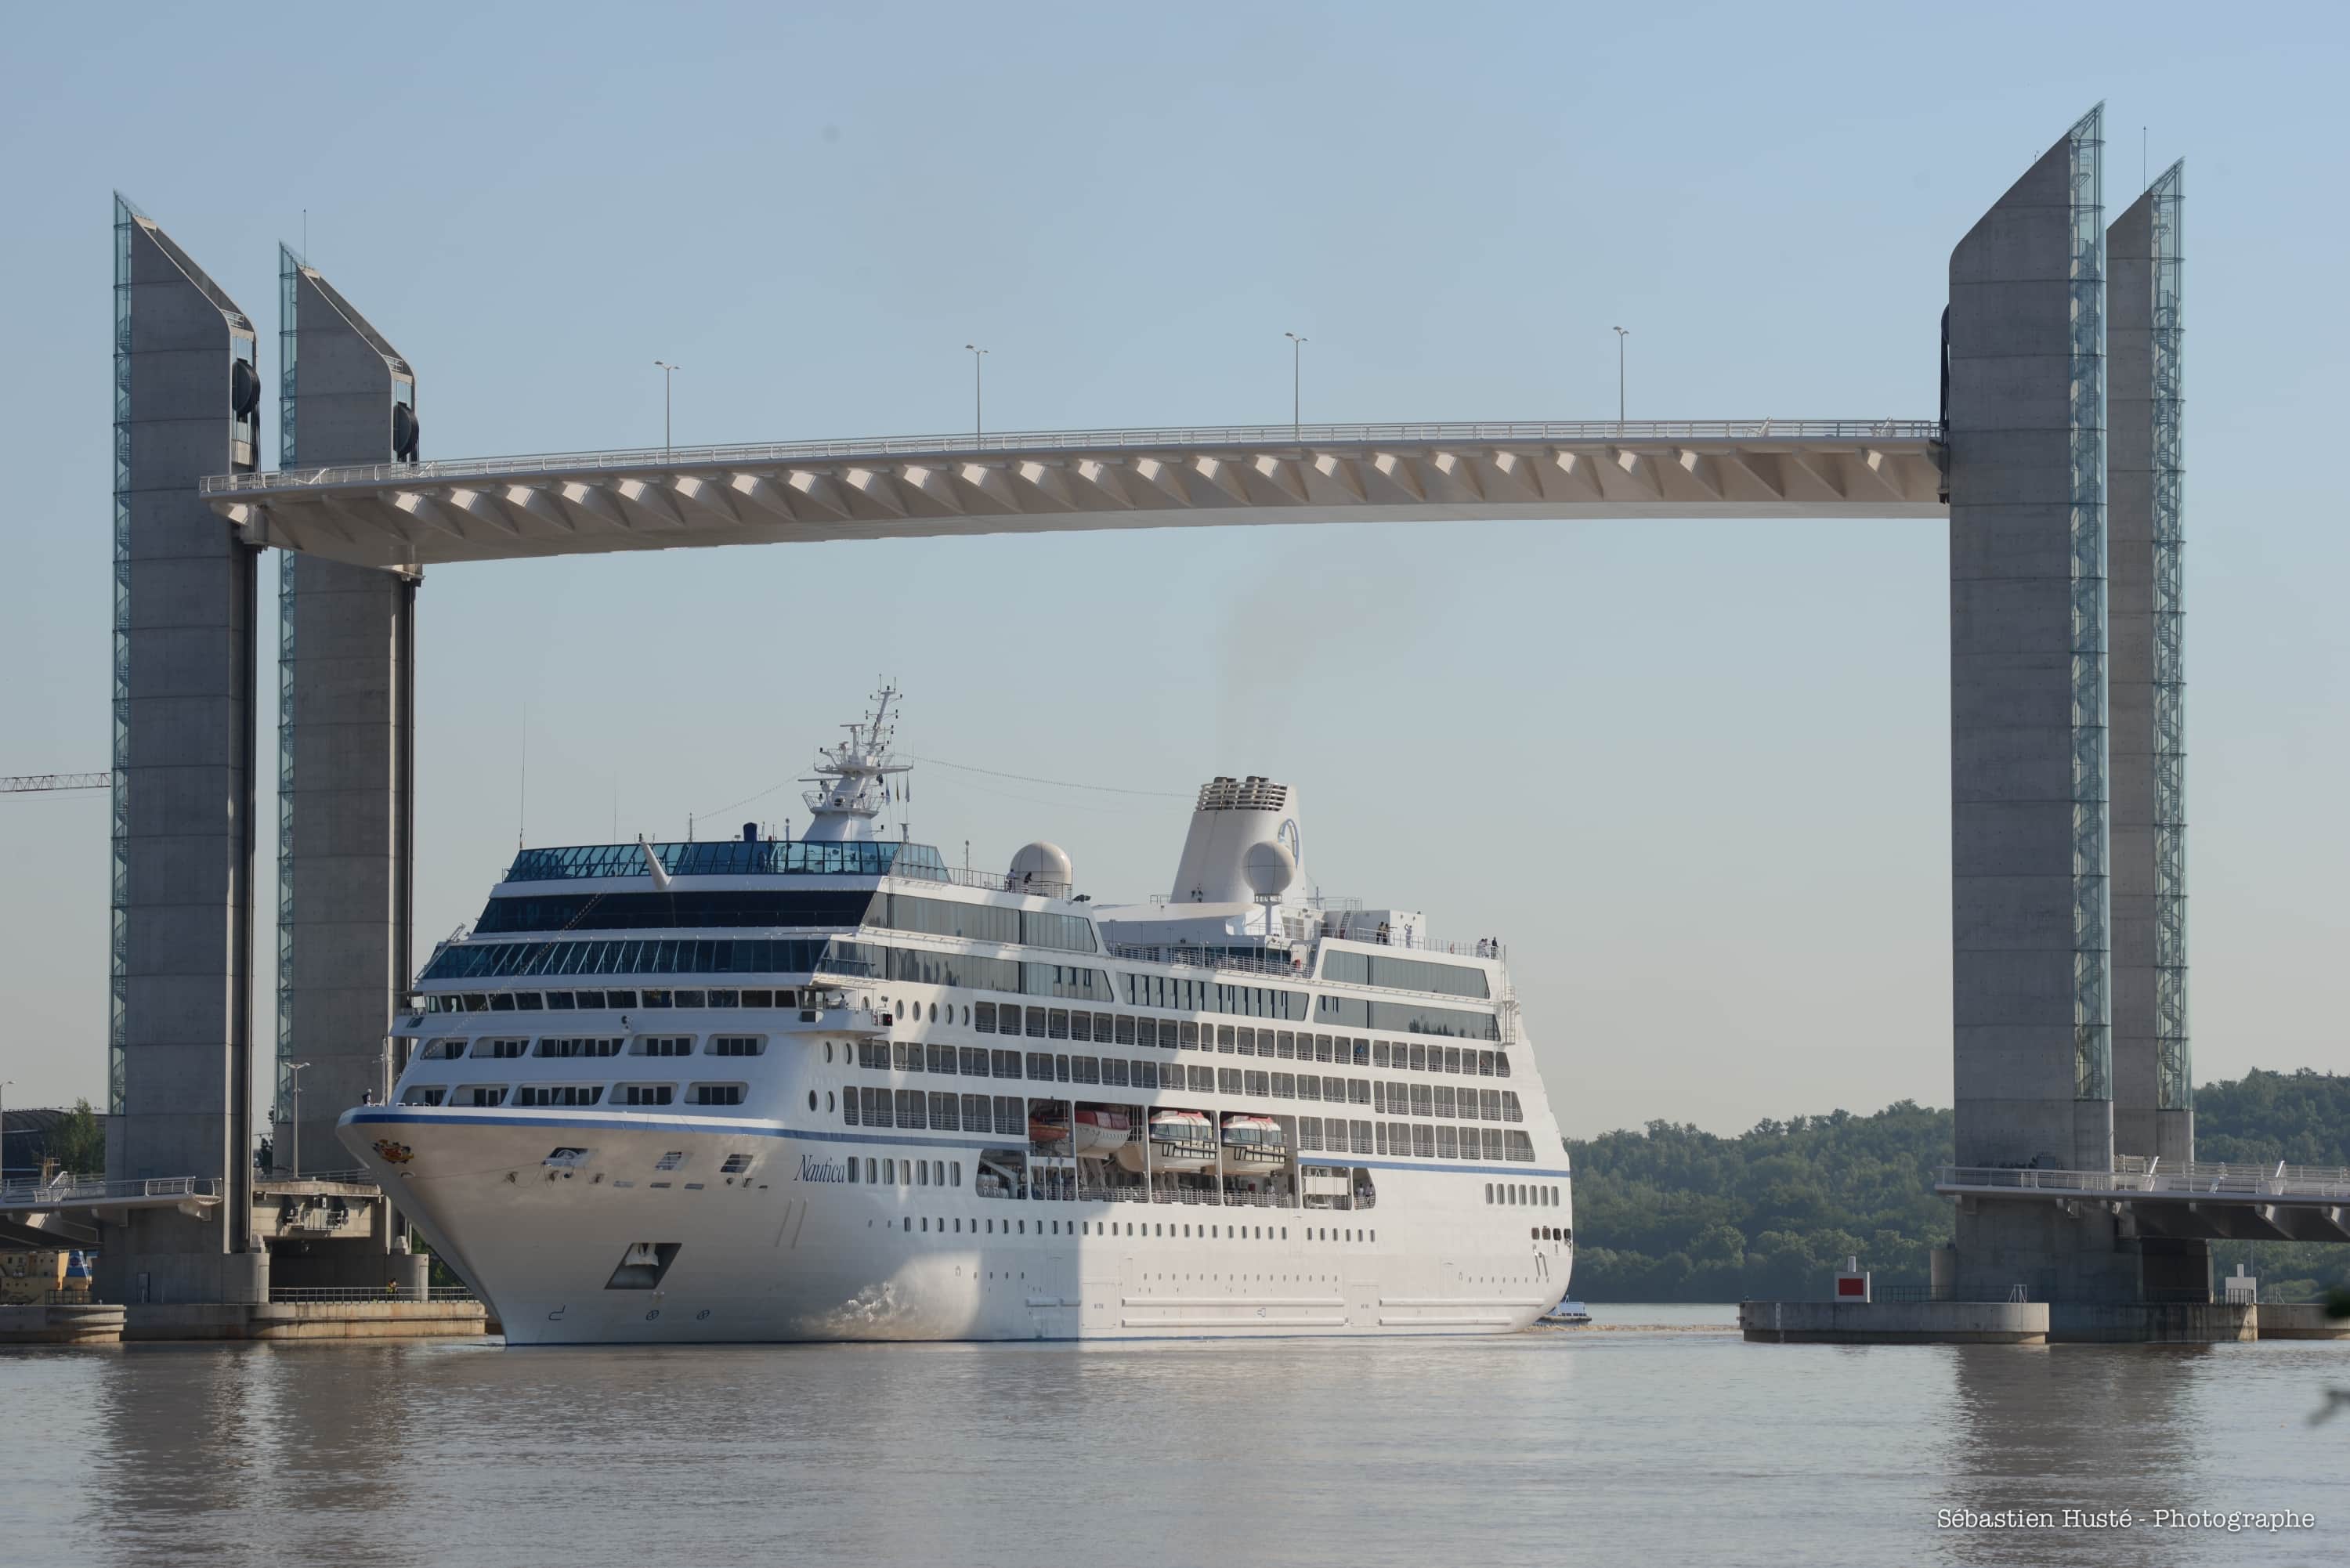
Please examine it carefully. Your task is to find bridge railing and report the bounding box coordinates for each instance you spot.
[1939,1164,2350,1201]
[201,417,1943,496]
[0,1174,222,1208]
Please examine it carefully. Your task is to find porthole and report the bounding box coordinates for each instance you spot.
[825,1042,834,1064]
[807,1090,817,1112]
[929,1003,938,1022]
[826,1091,835,1111]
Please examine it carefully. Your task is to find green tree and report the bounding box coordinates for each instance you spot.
[50,1098,104,1176]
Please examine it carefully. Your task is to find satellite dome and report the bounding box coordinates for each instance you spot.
[1008,841,1073,896]
[1242,838,1298,899]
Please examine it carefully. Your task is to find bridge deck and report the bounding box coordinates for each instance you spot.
[1937,1163,2350,1244]
[201,417,1945,570]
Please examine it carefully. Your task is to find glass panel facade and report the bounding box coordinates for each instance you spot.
[504,839,950,882]
[2066,104,2112,1104]
[1319,948,1490,999]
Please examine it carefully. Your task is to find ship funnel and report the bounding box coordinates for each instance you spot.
[1169,775,1303,903]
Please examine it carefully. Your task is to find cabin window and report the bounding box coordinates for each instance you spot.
[708,1036,764,1057]
[975,1002,996,1033]
[401,1086,446,1106]
[1131,1060,1158,1089]
[472,1038,527,1060]
[895,1089,927,1129]
[537,1036,621,1059]
[721,1154,752,1174]
[927,1043,956,1074]
[637,1036,693,1058]
[860,1086,890,1125]
[616,1085,675,1106]
[960,1046,989,1075]
[1102,1058,1130,1088]
[690,1084,747,1107]
[512,1085,603,1107]
[992,1050,1023,1079]
[1071,1056,1100,1085]
[1115,1014,1135,1046]
[929,1092,959,1131]
[1025,1007,1047,1039]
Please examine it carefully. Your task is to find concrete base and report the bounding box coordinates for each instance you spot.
[2254,1304,2350,1341]
[123,1300,486,1342]
[2048,1302,2254,1344]
[0,1303,128,1346]
[1740,1300,2048,1344]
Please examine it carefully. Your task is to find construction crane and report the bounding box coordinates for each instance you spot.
[2,772,111,793]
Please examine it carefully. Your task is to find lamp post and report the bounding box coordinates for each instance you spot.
[287,1061,311,1180]
[1284,332,1307,439]
[653,361,681,457]
[964,344,989,439]
[1611,327,1628,425]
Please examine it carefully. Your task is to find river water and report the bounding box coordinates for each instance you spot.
[3,1307,2345,1567]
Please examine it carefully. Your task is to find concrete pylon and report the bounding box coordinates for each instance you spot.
[274,247,419,1186]
[2104,164,2191,1168]
[103,197,265,1304]
[1947,110,2146,1306]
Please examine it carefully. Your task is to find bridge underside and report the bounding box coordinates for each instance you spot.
[204,424,1944,571]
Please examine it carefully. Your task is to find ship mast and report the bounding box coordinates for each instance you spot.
[801,683,912,843]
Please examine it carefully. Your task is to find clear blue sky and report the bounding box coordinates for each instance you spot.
[2,1,2343,1136]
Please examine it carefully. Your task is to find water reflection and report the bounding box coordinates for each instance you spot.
[1933,1345,2204,1567]
[8,1325,2342,1568]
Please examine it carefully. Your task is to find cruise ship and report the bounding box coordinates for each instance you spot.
[342,690,1574,1343]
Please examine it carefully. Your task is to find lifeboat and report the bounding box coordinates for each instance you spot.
[1220,1113,1289,1165]
[1072,1106,1131,1157]
[1141,1109,1217,1172]
[1028,1104,1072,1154]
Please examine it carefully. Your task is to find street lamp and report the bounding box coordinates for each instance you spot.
[1284,332,1307,439]
[286,1061,311,1180]
[1611,327,1628,425]
[653,361,682,457]
[964,344,989,439]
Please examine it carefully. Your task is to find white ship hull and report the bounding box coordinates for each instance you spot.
[366,725,1574,1346]
[343,1097,1571,1346]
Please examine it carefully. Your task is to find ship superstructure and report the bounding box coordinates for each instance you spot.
[342,690,1572,1342]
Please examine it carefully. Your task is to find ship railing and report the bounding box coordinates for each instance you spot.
[1107,945,1305,977]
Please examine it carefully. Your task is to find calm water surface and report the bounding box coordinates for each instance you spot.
[4,1307,2345,1567]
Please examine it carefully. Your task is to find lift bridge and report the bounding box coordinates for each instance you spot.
[63,104,2300,1324]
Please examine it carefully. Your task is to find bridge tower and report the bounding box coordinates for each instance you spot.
[269,245,424,1288]
[102,197,265,1305]
[1947,111,2201,1309]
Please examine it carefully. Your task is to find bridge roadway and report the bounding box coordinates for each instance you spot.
[1937,1161,2350,1244]
[201,417,1945,570]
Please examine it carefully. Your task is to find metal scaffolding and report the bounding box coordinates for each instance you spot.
[2064,105,2112,1104]
[2148,160,2189,1115]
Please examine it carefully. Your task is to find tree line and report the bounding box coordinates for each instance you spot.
[1567,1069,2350,1303]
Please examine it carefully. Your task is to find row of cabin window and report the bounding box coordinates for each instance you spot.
[419,986,811,1013]
[1485,1182,1564,1208]
[403,1082,747,1108]
[967,1006,1509,1078]
[417,1035,765,1061]
[851,1043,1524,1122]
[879,1216,1338,1239]
[844,1156,963,1187]
[1302,1120,1538,1162]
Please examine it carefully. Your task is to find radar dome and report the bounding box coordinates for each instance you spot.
[1242,839,1298,899]
[1008,841,1074,896]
